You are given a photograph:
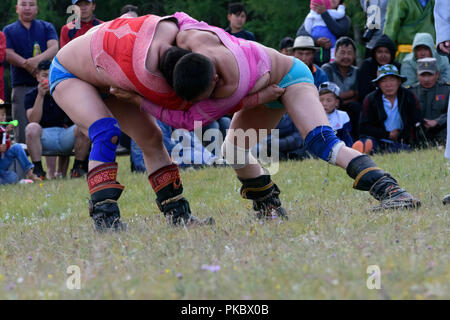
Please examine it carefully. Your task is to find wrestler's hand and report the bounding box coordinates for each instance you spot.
[110,87,143,106]
[258,84,286,105]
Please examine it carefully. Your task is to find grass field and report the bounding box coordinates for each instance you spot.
[0,148,448,299]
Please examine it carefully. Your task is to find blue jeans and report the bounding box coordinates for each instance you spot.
[0,144,34,185]
[41,125,75,153]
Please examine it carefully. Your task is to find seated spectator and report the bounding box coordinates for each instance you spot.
[305,0,346,60]
[279,37,294,56]
[357,34,400,103]
[0,31,5,101]
[319,82,353,147]
[297,0,351,66]
[120,4,139,18]
[225,3,255,41]
[353,64,422,154]
[408,58,449,145]
[322,37,361,140]
[0,101,40,184]
[131,119,217,172]
[24,61,90,179]
[401,33,450,87]
[292,36,329,88]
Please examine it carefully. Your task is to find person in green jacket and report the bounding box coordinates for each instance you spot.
[401,33,450,87]
[408,58,449,145]
[383,0,435,63]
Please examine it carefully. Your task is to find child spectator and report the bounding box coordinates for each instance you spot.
[319,82,353,147]
[305,0,345,60]
[225,3,256,41]
[279,37,294,56]
[0,101,40,184]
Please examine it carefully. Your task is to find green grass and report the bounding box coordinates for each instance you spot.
[0,148,448,299]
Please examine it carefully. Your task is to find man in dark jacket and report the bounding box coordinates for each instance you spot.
[354,64,422,154]
[357,34,401,103]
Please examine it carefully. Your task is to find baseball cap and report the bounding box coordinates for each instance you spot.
[417,57,438,75]
[318,82,341,96]
[72,0,93,4]
[279,37,294,51]
[372,64,407,83]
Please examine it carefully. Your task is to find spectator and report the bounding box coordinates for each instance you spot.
[120,4,139,18]
[60,0,102,49]
[354,64,422,154]
[0,31,5,101]
[322,37,361,140]
[305,0,346,60]
[3,0,59,143]
[319,82,353,147]
[401,33,450,88]
[434,0,450,56]
[24,60,90,179]
[360,0,389,58]
[225,3,256,41]
[0,101,40,184]
[383,0,436,63]
[297,0,351,66]
[357,34,400,103]
[292,35,329,88]
[408,58,449,145]
[131,119,217,172]
[279,37,294,56]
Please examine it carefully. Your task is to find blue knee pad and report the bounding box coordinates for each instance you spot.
[88,118,121,163]
[305,126,341,162]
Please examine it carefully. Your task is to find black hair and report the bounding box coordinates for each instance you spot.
[0,104,6,110]
[279,37,294,50]
[172,53,214,101]
[120,4,138,16]
[160,46,192,87]
[228,2,247,15]
[37,60,51,71]
[335,36,356,53]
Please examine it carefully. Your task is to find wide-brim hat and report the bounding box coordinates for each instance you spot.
[292,36,320,51]
[372,64,407,84]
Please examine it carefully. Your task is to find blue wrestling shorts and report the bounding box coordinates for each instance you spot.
[49,57,78,95]
[266,57,314,109]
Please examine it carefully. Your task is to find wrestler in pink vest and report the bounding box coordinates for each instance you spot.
[91,12,271,131]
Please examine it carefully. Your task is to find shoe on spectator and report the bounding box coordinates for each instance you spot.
[71,166,87,178]
[443,195,450,205]
[352,139,373,155]
[32,168,47,180]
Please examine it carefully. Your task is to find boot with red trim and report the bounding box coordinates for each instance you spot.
[87,163,127,232]
[149,164,214,226]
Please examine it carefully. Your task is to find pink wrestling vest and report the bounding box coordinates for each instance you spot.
[90,14,191,110]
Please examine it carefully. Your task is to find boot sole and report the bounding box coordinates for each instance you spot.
[371,199,422,212]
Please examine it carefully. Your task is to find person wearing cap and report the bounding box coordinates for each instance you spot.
[322,37,361,140]
[60,0,102,49]
[408,57,449,145]
[279,37,294,56]
[292,35,329,88]
[401,33,450,88]
[2,0,59,144]
[355,64,422,154]
[319,81,353,147]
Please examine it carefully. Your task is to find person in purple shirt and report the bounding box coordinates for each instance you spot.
[2,0,58,143]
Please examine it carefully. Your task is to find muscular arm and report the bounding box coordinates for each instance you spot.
[26,94,44,123]
[5,48,27,68]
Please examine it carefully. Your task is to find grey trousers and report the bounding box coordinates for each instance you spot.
[11,85,34,143]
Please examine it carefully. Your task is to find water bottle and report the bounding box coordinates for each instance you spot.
[33,42,41,57]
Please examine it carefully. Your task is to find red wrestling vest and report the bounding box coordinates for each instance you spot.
[91,15,191,110]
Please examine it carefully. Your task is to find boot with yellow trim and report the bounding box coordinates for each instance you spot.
[239,175,288,220]
[87,163,127,232]
[347,155,421,211]
[149,164,215,226]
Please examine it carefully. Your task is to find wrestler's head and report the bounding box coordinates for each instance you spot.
[172,53,219,102]
[160,46,192,87]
